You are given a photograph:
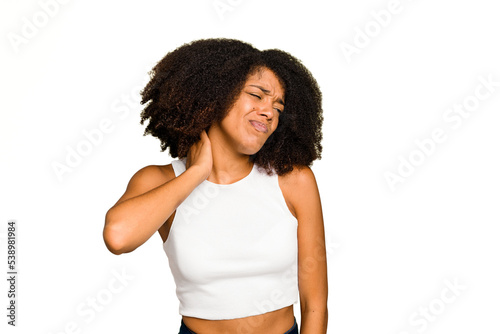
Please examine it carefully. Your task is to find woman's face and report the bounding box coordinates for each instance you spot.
[210,67,285,156]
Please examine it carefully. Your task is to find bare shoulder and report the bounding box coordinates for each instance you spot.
[115,163,176,205]
[130,164,175,185]
[278,166,319,218]
[278,165,318,192]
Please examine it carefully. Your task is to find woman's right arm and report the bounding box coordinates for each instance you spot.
[103,131,212,255]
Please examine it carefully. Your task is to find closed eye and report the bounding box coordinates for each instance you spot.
[248,92,282,113]
[249,93,261,99]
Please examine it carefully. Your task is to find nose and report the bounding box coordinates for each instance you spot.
[255,101,274,120]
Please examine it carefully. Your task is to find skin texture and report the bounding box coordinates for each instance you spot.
[103,68,328,333]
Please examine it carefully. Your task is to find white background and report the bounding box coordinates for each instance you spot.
[1,0,499,333]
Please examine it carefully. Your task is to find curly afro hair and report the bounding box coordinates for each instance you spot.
[140,38,323,175]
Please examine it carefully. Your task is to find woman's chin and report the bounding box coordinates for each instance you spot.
[240,148,261,156]
[238,142,265,156]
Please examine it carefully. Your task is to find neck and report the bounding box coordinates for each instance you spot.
[206,126,254,185]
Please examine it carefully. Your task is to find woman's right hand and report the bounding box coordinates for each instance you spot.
[104,129,213,255]
[186,130,212,180]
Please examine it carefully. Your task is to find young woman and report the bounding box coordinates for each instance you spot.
[103,38,328,334]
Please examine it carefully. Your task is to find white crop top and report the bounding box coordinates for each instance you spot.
[163,158,299,320]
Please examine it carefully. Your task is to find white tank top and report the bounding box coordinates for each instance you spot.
[163,158,299,320]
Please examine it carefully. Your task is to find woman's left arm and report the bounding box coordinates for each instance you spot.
[281,166,328,334]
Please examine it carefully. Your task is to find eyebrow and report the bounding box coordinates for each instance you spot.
[249,85,285,106]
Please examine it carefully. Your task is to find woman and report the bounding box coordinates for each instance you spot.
[103,38,328,334]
